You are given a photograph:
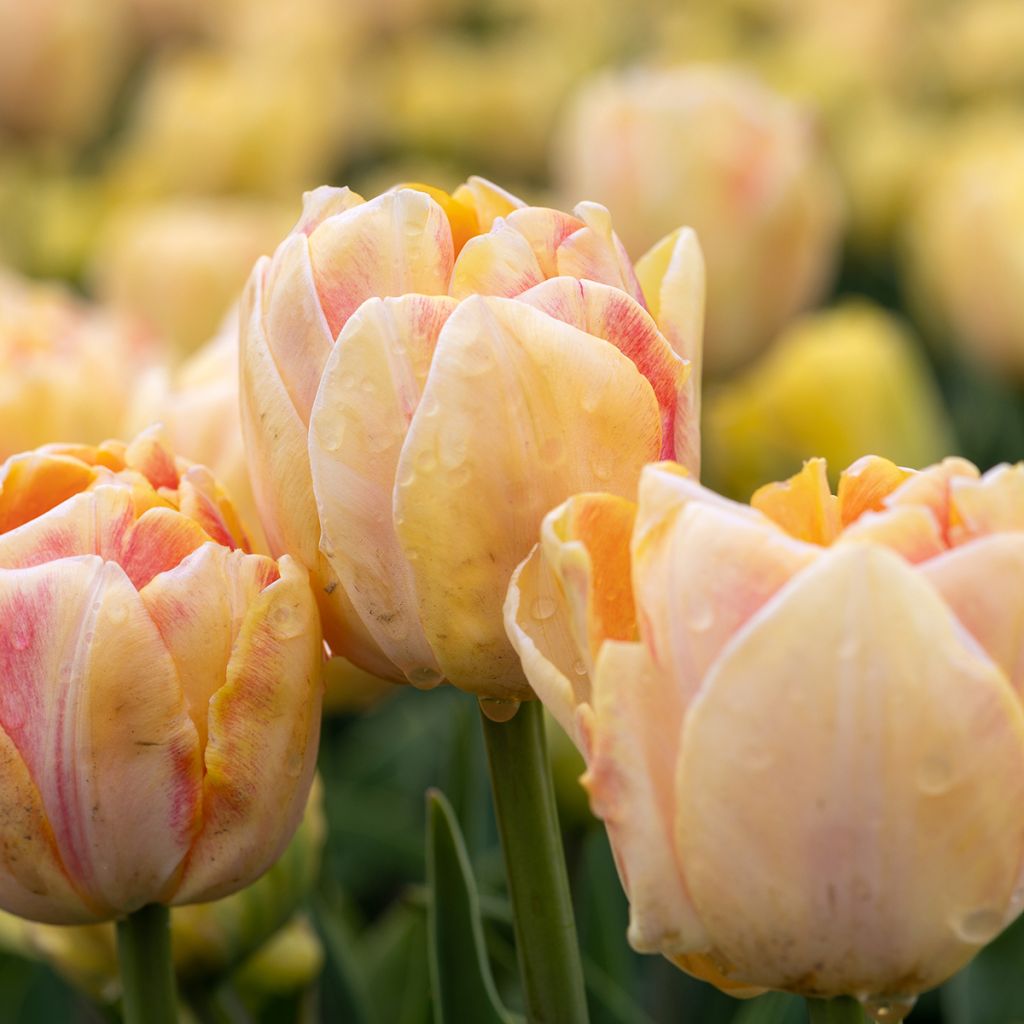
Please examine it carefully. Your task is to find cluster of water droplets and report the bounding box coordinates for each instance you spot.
[859,994,917,1023]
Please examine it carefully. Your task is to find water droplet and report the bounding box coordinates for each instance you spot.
[952,906,1004,944]
[359,377,376,394]
[743,745,774,772]
[284,750,304,778]
[573,659,588,676]
[439,431,469,470]
[448,464,472,488]
[338,373,358,391]
[838,635,860,659]
[589,451,614,482]
[917,752,955,795]
[479,697,521,722]
[106,602,128,625]
[415,449,438,473]
[861,994,917,1023]
[581,389,600,414]
[686,603,713,633]
[270,603,304,639]
[408,665,444,689]
[462,342,495,377]
[531,597,556,621]
[539,437,564,464]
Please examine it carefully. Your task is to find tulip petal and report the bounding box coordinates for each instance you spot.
[395,296,662,697]
[503,207,585,278]
[949,464,1024,545]
[518,277,689,461]
[557,201,647,305]
[0,557,202,916]
[883,457,979,541]
[175,556,322,903]
[239,264,321,565]
[292,185,364,236]
[836,455,912,527]
[449,219,545,300]
[0,722,96,924]
[309,295,456,682]
[452,176,525,230]
[0,452,98,534]
[837,507,945,564]
[677,545,1024,994]
[308,189,454,338]
[923,533,1024,695]
[634,227,705,475]
[140,543,280,750]
[262,233,336,423]
[633,487,817,703]
[751,458,840,545]
[504,492,636,743]
[584,639,709,955]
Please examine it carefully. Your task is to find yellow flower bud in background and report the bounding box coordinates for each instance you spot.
[0,780,326,1003]
[905,111,1024,379]
[703,301,956,500]
[506,457,1024,1009]
[0,269,161,461]
[555,65,844,375]
[0,431,323,923]
[240,177,703,704]
[91,198,294,358]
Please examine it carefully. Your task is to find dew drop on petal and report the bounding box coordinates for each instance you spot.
[106,602,128,626]
[917,752,955,796]
[539,437,564,464]
[479,697,521,723]
[408,666,444,689]
[861,995,917,1023]
[531,597,556,621]
[951,906,1004,944]
[270,602,304,639]
[572,659,588,676]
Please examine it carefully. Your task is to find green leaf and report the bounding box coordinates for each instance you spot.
[426,789,522,1024]
[732,992,807,1024]
[941,912,1024,1024]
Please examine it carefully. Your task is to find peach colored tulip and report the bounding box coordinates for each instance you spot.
[0,269,160,462]
[506,456,1024,1008]
[555,66,843,376]
[0,430,322,924]
[240,177,703,705]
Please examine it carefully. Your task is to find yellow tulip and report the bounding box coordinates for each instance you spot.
[703,301,956,500]
[506,457,1024,1007]
[555,65,843,375]
[0,430,323,924]
[0,268,161,462]
[240,177,703,705]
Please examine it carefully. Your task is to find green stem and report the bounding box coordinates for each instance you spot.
[806,997,867,1023]
[480,699,589,1024]
[116,903,178,1024]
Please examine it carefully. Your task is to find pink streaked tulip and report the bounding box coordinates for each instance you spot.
[506,456,1024,1007]
[0,431,322,925]
[240,177,703,704]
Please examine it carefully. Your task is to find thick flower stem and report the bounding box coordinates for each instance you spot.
[806,997,867,1023]
[116,903,178,1024]
[480,699,589,1024]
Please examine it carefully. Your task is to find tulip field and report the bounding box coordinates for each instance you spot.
[4,2,1024,1023]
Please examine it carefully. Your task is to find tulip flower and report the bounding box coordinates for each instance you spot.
[506,456,1024,1014]
[240,176,703,705]
[555,65,843,375]
[703,301,956,500]
[0,429,323,926]
[0,268,160,462]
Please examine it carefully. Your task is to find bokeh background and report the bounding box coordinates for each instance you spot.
[2,0,1024,1020]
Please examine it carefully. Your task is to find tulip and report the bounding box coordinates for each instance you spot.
[240,176,703,705]
[0,268,160,462]
[555,65,843,375]
[703,301,956,500]
[506,456,1024,1010]
[0,429,323,925]
[905,112,1024,379]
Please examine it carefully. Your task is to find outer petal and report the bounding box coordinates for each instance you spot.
[836,506,945,564]
[517,277,689,461]
[584,640,709,955]
[504,492,636,744]
[174,556,323,904]
[307,189,454,337]
[395,296,662,698]
[239,263,321,566]
[309,295,456,683]
[633,481,817,704]
[883,456,979,541]
[922,533,1024,695]
[0,557,202,917]
[0,723,95,923]
[677,545,1024,995]
[635,227,705,473]
[948,463,1024,545]
[262,232,335,424]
